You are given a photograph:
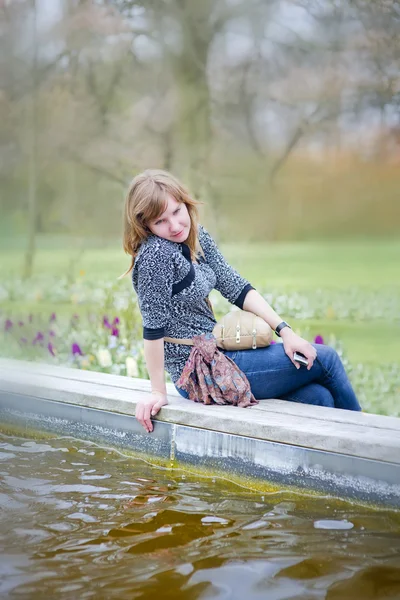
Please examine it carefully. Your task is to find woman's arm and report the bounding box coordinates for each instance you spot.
[144,338,167,395]
[135,338,168,432]
[243,289,317,370]
[242,288,284,331]
[134,240,175,432]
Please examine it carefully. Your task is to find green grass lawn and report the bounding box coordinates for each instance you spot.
[2,236,399,288]
[1,237,399,368]
[223,239,400,291]
[1,236,399,286]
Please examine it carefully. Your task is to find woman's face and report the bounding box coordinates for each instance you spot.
[148,194,191,243]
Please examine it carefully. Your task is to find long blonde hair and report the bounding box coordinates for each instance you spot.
[121,169,202,277]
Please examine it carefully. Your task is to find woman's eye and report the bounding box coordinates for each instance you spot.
[174,207,181,214]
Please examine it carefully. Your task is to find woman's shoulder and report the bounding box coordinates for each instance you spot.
[198,223,210,243]
[136,235,177,262]
[198,223,217,252]
[132,235,179,282]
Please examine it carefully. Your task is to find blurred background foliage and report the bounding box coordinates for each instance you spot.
[1,0,399,269]
[0,0,399,413]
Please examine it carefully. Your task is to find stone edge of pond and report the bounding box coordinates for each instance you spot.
[1,358,400,509]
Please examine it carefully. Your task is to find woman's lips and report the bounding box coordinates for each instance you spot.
[172,229,184,237]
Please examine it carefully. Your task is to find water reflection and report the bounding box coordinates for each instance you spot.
[0,432,399,599]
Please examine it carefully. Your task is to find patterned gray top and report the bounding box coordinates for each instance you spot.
[132,225,254,384]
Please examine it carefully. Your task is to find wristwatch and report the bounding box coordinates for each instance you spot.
[275,321,292,337]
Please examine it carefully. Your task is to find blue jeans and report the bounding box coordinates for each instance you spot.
[176,343,361,411]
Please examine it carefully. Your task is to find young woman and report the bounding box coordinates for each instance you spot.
[123,169,361,432]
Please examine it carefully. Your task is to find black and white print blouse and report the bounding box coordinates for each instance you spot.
[132,225,254,384]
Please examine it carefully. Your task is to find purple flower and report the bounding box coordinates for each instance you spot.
[111,327,119,337]
[49,330,56,337]
[33,332,44,345]
[113,317,120,325]
[18,320,24,327]
[71,342,83,356]
[314,335,324,345]
[20,337,28,344]
[48,342,56,357]
[103,316,111,329]
[49,312,56,322]
[4,319,13,332]
[270,339,276,345]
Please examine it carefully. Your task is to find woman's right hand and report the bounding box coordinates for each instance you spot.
[135,391,168,433]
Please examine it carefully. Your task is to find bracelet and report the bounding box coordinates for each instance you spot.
[274,321,292,337]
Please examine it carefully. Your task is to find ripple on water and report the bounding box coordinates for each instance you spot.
[314,519,355,530]
[13,528,53,543]
[1,431,400,600]
[80,474,112,480]
[67,513,98,523]
[0,493,25,510]
[242,519,270,530]
[2,441,68,454]
[0,452,16,461]
[46,523,78,533]
[201,516,230,525]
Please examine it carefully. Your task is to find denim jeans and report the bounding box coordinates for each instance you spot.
[175,343,362,411]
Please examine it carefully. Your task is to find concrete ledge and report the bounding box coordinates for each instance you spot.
[1,358,400,508]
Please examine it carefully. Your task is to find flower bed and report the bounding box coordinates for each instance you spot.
[1,279,399,416]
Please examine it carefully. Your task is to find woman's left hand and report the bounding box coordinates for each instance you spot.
[280,329,317,370]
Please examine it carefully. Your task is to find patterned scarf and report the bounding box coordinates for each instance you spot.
[176,333,258,408]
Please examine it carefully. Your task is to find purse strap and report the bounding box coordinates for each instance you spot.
[164,336,194,346]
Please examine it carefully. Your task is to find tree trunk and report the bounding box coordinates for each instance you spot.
[171,1,218,225]
[23,0,38,279]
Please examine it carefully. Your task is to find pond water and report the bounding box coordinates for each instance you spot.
[1,430,400,599]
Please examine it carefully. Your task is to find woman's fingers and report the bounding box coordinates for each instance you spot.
[291,352,301,369]
[143,403,153,432]
[301,347,317,370]
[136,401,153,433]
[284,347,300,369]
[151,400,165,416]
[136,397,168,433]
[285,342,317,371]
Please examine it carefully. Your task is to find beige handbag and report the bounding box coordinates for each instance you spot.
[165,309,273,351]
[212,309,273,350]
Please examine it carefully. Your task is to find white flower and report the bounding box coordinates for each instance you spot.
[108,335,118,349]
[97,348,112,367]
[114,295,129,310]
[126,356,139,377]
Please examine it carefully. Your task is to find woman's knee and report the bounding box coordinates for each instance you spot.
[314,344,342,373]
